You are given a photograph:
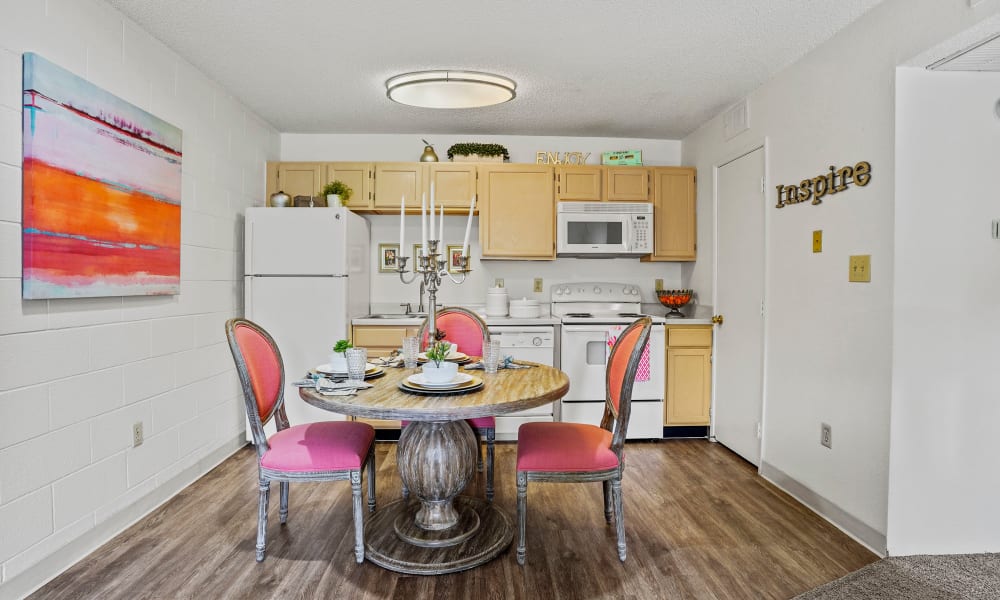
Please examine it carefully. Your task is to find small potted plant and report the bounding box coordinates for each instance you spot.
[422,340,458,383]
[446,143,509,163]
[329,339,352,372]
[321,180,353,206]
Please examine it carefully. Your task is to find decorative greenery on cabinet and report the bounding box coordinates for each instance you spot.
[447,143,509,161]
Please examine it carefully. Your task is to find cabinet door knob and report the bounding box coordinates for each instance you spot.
[711,314,724,325]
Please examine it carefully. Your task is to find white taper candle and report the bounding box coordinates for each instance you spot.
[421,192,427,256]
[429,187,435,242]
[439,203,444,247]
[399,195,405,255]
[462,195,475,256]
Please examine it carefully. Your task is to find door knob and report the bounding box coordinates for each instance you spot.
[712,314,724,325]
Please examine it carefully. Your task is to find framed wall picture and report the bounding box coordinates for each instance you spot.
[378,243,400,273]
[412,244,423,262]
[447,245,466,273]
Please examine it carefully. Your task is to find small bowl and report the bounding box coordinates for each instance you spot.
[656,289,693,317]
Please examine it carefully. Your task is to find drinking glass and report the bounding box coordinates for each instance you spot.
[483,339,502,374]
[345,348,368,382]
[402,336,420,368]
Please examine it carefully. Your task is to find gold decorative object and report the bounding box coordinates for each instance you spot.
[420,139,439,162]
[775,161,871,208]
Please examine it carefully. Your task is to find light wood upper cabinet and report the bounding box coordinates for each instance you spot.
[325,162,373,210]
[374,163,423,210]
[664,325,713,426]
[605,167,650,201]
[645,167,697,261]
[267,162,322,203]
[555,166,603,201]
[478,164,555,260]
[426,163,477,210]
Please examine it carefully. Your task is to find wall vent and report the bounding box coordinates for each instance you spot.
[722,99,750,140]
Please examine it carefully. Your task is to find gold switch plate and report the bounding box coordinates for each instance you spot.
[849,255,871,282]
[495,278,504,288]
[655,278,664,291]
[812,230,822,253]
[533,278,543,293]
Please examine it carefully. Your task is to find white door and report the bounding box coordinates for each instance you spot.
[714,147,765,465]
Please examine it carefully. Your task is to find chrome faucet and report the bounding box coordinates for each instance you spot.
[399,302,413,314]
[418,280,426,313]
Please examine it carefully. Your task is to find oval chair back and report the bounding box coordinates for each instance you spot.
[225,318,288,453]
[601,317,652,463]
[416,307,490,355]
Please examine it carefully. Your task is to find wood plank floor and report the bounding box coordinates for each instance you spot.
[31,440,876,599]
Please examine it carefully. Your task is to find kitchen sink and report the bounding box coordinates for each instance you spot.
[363,313,427,319]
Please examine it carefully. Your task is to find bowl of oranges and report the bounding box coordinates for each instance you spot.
[656,289,693,317]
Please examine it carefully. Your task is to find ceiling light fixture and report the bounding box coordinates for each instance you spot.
[386,70,516,109]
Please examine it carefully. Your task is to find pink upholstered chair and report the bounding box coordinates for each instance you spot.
[515,317,651,564]
[225,318,376,563]
[402,307,495,501]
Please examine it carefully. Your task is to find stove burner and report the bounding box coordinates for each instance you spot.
[563,312,593,318]
[618,313,646,318]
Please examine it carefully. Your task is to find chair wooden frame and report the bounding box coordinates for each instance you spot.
[409,306,496,501]
[225,318,376,563]
[516,317,652,564]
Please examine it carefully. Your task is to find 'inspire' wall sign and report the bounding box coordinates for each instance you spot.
[775,161,871,209]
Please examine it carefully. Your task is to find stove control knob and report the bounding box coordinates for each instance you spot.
[532,336,543,346]
[578,287,584,293]
[622,286,629,295]
[629,287,638,295]
[593,286,601,294]
[554,288,563,295]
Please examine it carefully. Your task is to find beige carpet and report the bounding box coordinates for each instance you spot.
[794,553,1000,599]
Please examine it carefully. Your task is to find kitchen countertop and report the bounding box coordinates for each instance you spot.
[354,305,712,327]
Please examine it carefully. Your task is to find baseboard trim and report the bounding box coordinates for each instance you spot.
[1,435,248,600]
[759,460,887,557]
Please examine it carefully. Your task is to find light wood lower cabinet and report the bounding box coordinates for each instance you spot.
[664,325,712,426]
[351,324,419,429]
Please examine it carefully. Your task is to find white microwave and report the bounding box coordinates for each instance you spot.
[556,202,653,256]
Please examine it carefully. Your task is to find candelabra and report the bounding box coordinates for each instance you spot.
[396,239,470,339]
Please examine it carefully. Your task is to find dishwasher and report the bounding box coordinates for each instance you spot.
[488,326,559,440]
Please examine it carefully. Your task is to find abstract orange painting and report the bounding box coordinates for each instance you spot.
[22,53,182,299]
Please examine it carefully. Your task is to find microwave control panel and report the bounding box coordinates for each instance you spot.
[631,215,652,252]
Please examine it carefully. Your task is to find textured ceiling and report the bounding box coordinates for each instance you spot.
[106,0,886,139]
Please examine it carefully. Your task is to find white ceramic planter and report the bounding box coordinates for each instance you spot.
[328,353,348,372]
[326,194,341,207]
[421,361,459,383]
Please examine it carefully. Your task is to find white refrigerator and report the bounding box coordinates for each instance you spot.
[244,206,370,434]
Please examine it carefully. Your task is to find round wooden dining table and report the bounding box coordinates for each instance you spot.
[301,362,569,575]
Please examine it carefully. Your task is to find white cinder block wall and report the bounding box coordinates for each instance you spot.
[0,2,278,596]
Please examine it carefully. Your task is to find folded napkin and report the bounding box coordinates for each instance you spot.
[464,356,534,370]
[316,378,373,395]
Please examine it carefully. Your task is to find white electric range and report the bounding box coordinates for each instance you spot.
[552,282,665,439]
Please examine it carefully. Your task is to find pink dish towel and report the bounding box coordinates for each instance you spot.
[606,325,650,381]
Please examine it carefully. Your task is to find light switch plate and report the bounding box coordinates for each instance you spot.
[812,230,822,253]
[655,278,664,291]
[849,255,871,282]
[533,278,543,293]
[495,278,504,288]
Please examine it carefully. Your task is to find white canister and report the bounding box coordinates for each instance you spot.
[509,297,541,319]
[485,286,509,317]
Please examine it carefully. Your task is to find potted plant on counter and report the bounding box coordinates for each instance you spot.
[447,142,509,163]
[422,340,458,383]
[329,339,352,372]
[321,180,353,206]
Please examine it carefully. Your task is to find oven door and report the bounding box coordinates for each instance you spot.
[557,211,630,255]
[560,324,664,402]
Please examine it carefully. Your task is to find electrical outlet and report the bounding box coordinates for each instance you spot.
[820,423,832,449]
[533,278,543,293]
[812,230,822,253]
[132,422,144,447]
[495,278,504,288]
[655,278,664,291]
[849,255,871,282]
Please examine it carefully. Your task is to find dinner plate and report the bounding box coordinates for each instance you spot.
[313,363,381,377]
[417,351,468,362]
[406,372,474,389]
[416,355,473,365]
[398,375,484,395]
